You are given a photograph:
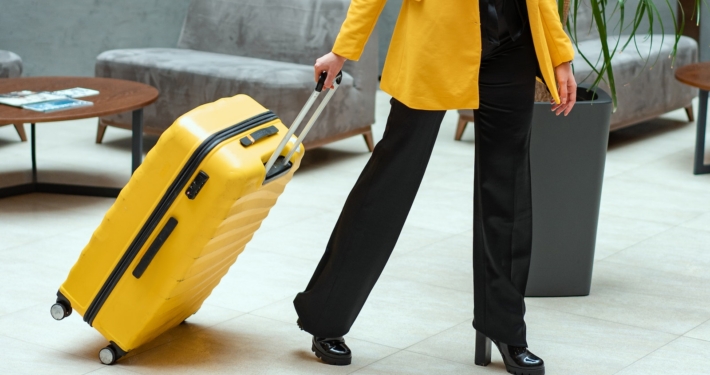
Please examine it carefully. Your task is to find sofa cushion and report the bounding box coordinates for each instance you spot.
[177,0,348,66]
[0,50,22,78]
[574,34,697,129]
[96,48,362,142]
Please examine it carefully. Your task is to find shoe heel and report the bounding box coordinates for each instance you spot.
[474,331,491,366]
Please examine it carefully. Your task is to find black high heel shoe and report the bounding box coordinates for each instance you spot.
[297,319,352,366]
[475,331,545,375]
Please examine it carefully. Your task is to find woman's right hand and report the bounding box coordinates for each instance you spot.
[315,52,347,89]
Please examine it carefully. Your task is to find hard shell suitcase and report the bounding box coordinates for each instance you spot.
[50,73,343,365]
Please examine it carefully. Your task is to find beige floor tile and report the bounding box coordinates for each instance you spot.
[247,212,339,262]
[592,261,710,302]
[0,335,103,375]
[86,366,142,375]
[604,226,710,281]
[346,276,473,349]
[599,177,708,225]
[684,318,710,342]
[0,256,68,316]
[408,307,676,375]
[205,249,315,313]
[405,187,473,234]
[247,296,299,326]
[384,233,473,293]
[620,148,710,192]
[525,280,710,335]
[602,159,642,180]
[352,350,486,375]
[679,211,710,233]
[121,314,398,374]
[593,214,673,261]
[391,224,460,256]
[614,337,710,375]
[0,197,99,246]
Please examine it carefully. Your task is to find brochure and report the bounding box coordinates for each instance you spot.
[0,87,100,108]
[22,98,94,113]
[0,91,67,107]
[52,87,100,99]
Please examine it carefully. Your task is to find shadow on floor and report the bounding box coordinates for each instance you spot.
[98,134,160,154]
[298,147,369,173]
[608,117,692,150]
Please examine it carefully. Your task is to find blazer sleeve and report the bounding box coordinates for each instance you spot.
[332,0,388,61]
[538,0,575,67]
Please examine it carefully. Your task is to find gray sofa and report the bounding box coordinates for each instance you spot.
[0,50,26,142]
[456,0,698,138]
[95,0,378,151]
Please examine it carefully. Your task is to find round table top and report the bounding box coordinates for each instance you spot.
[675,62,710,91]
[0,77,159,123]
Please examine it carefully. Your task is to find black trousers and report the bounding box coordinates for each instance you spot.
[294,25,537,347]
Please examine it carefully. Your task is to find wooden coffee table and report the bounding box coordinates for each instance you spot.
[0,77,158,198]
[675,62,710,174]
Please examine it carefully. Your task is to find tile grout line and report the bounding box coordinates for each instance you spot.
[348,317,475,374]
[597,222,680,262]
[528,304,686,338]
[610,335,683,375]
[0,329,106,370]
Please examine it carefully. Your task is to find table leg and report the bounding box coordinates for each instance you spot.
[132,109,144,174]
[694,90,710,175]
[31,123,37,183]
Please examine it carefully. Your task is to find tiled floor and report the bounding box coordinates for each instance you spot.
[1,91,709,374]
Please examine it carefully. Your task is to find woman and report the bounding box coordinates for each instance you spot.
[294,0,576,374]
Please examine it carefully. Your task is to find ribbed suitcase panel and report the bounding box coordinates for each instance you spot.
[59,94,304,353]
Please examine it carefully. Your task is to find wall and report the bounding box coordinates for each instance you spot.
[702,2,710,61]
[0,0,191,77]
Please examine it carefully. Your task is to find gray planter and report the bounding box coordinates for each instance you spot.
[525,84,613,297]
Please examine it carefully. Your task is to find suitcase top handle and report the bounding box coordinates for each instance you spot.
[264,71,343,183]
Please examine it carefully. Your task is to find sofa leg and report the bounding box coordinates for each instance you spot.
[96,122,108,144]
[455,116,469,141]
[685,105,695,123]
[13,123,27,142]
[363,128,375,152]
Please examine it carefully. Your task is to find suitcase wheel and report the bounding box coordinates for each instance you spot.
[50,302,72,321]
[99,342,126,365]
[99,346,117,365]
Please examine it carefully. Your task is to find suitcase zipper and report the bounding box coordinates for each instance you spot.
[84,110,278,326]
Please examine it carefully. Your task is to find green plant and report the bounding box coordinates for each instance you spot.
[560,0,705,109]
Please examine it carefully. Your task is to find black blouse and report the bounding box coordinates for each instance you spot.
[480,0,528,47]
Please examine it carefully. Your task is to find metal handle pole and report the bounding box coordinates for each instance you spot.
[283,80,341,163]
[264,91,320,173]
[264,71,343,174]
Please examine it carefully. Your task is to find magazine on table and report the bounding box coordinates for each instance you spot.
[0,87,99,112]
[22,98,94,113]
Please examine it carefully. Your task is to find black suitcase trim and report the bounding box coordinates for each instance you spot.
[84,111,279,326]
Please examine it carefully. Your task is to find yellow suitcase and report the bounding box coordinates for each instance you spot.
[50,73,342,365]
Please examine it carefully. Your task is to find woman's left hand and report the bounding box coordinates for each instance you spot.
[551,61,577,116]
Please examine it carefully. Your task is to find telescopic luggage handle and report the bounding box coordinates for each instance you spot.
[263,71,343,183]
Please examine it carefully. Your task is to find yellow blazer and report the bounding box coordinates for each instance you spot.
[332,0,575,110]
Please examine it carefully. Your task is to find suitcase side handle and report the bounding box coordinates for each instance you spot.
[132,217,178,279]
[263,71,343,182]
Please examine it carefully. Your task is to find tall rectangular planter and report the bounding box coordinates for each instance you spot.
[525,85,613,297]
